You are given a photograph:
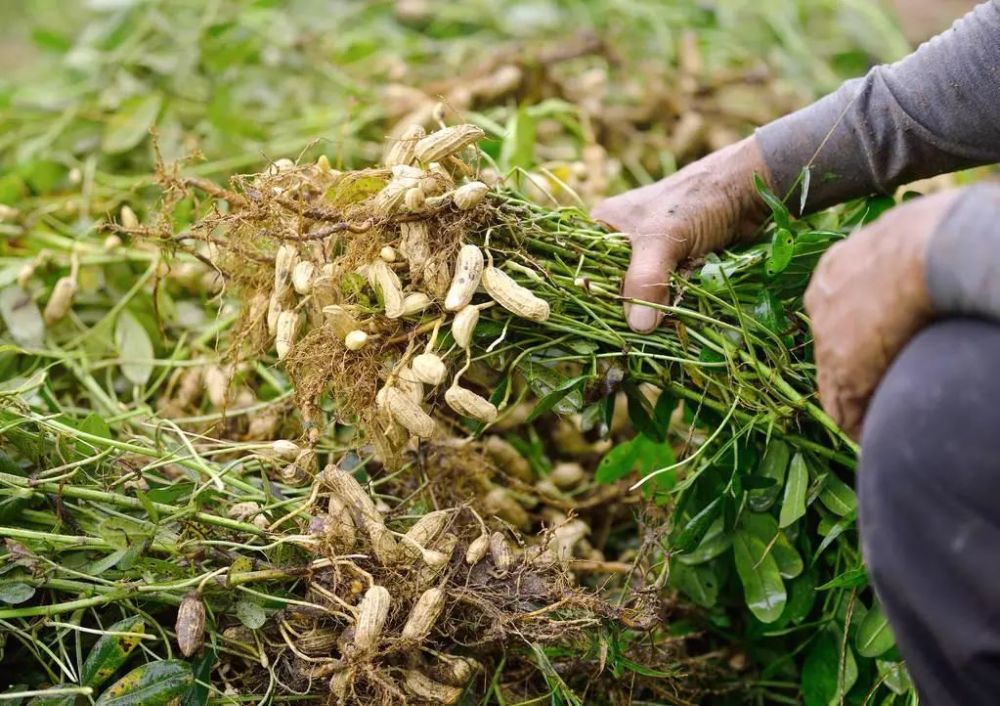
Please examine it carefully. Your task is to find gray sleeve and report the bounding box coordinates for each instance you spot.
[755,0,1000,214]
[926,183,1000,318]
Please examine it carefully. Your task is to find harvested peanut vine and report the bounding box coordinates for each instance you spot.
[127,121,874,703]
[147,124,852,462]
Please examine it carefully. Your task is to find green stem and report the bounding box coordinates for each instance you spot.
[0,472,265,536]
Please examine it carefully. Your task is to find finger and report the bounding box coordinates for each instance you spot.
[841,400,865,442]
[833,382,866,441]
[841,375,878,442]
[592,198,629,234]
[592,185,659,234]
[815,365,846,429]
[816,342,872,441]
[623,234,677,333]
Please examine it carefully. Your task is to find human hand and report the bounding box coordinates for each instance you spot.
[592,137,772,332]
[804,189,961,439]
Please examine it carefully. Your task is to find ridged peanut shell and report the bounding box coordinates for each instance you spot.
[453,181,489,210]
[404,670,463,705]
[444,244,484,312]
[383,387,436,438]
[450,305,479,349]
[445,384,497,424]
[411,353,448,386]
[354,585,391,651]
[465,533,490,565]
[176,592,206,657]
[368,259,405,319]
[384,124,426,167]
[413,124,486,163]
[482,266,550,322]
[401,587,445,641]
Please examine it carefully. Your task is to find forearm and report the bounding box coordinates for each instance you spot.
[926,183,1000,319]
[755,0,1000,213]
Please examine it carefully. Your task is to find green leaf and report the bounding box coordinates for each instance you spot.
[526,375,588,423]
[102,93,163,154]
[623,381,664,442]
[801,631,839,706]
[116,539,149,571]
[0,451,22,476]
[0,286,44,349]
[754,174,791,230]
[181,648,216,706]
[740,512,803,579]
[815,514,855,559]
[766,228,795,275]
[698,254,741,293]
[20,159,64,194]
[861,195,897,225]
[0,173,28,205]
[595,438,641,484]
[652,391,677,428]
[857,603,896,658]
[672,497,723,554]
[677,517,731,565]
[839,643,859,701]
[0,454,29,523]
[0,582,35,605]
[81,617,146,688]
[615,655,683,679]
[779,453,809,529]
[521,360,584,415]
[819,475,857,516]
[634,434,677,495]
[228,557,254,587]
[236,599,267,629]
[732,529,786,623]
[96,660,193,706]
[748,440,790,512]
[31,28,73,53]
[669,562,719,608]
[595,434,674,487]
[77,413,112,439]
[776,571,817,626]
[500,105,537,172]
[115,311,154,387]
[877,660,914,695]
[751,289,790,335]
[87,549,129,577]
[135,490,159,524]
[803,628,858,706]
[817,567,868,591]
[146,483,195,506]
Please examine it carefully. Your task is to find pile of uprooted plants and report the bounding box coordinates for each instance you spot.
[0,1,922,702]
[33,122,852,703]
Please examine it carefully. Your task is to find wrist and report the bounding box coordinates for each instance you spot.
[925,184,1000,319]
[736,136,775,226]
[715,136,774,243]
[890,190,962,319]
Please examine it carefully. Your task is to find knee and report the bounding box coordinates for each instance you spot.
[857,325,939,572]
[859,319,1000,563]
[859,321,960,492]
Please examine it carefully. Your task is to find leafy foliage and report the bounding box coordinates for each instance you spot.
[0,1,924,704]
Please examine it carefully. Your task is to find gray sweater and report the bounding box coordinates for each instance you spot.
[755,0,1000,317]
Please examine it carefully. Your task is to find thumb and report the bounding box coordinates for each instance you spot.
[623,234,680,333]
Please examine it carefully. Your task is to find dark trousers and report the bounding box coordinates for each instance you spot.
[860,318,1000,706]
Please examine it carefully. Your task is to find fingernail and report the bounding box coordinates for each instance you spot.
[626,304,661,333]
